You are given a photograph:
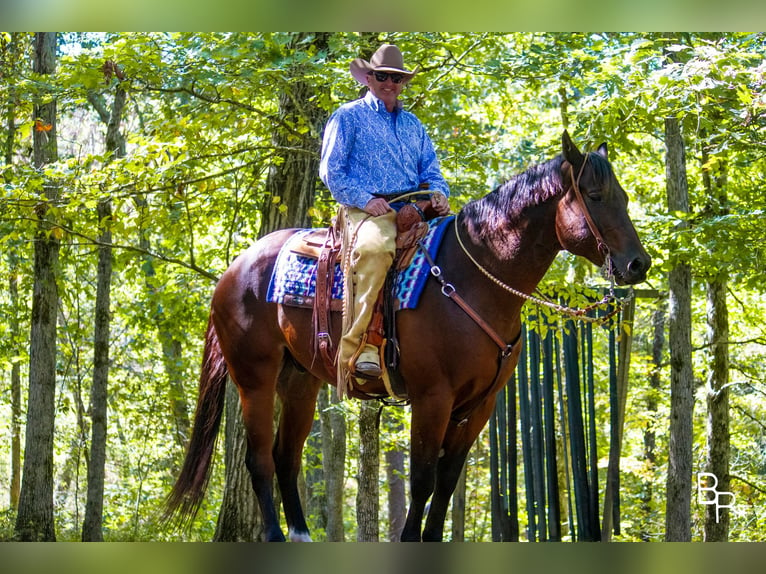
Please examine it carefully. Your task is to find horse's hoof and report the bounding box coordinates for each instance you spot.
[289,529,313,542]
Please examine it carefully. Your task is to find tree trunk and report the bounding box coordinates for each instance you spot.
[704,278,730,540]
[384,411,406,542]
[260,32,329,233]
[702,147,730,541]
[319,386,346,541]
[9,256,22,510]
[601,297,636,541]
[133,200,191,450]
[641,300,665,541]
[304,415,327,534]
[2,32,23,512]
[451,462,467,542]
[161,333,191,447]
[82,70,126,543]
[356,401,379,541]
[214,31,330,540]
[130,84,190,449]
[663,116,695,542]
[15,32,59,542]
[213,383,263,541]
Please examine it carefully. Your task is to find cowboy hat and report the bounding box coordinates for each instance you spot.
[350,44,417,86]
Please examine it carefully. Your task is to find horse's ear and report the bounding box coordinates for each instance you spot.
[597,142,608,160]
[561,130,584,167]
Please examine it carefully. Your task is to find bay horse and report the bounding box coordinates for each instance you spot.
[165,131,650,541]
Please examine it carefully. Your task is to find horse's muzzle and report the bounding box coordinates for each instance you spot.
[615,253,651,285]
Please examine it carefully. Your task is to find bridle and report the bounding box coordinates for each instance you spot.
[567,153,613,268]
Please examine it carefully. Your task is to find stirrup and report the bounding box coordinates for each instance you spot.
[351,345,382,380]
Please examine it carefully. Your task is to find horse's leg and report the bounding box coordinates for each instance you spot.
[400,393,454,542]
[421,398,497,541]
[229,352,286,542]
[274,362,322,542]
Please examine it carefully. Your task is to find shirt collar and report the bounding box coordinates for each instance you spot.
[363,90,403,113]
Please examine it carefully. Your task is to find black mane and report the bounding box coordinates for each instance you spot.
[461,155,565,238]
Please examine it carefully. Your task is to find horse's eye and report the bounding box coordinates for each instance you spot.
[588,191,603,202]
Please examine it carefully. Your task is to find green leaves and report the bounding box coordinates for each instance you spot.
[3,32,766,541]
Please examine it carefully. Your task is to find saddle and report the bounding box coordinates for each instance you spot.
[289,198,439,395]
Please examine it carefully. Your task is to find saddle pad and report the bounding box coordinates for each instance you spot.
[266,230,345,308]
[266,216,455,311]
[393,215,454,310]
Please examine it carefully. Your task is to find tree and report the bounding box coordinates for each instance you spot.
[663,115,694,542]
[641,300,665,541]
[214,32,331,541]
[318,386,346,541]
[213,383,263,541]
[701,138,731,541]
[81,59,127,542]
[15,32,59,542]
[1,31,26,513]
[356,401,379,541]
[383,410,407,541]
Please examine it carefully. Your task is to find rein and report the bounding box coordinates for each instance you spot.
[453,153,627,324]
[417,238,519,358]
[416,236,521,427]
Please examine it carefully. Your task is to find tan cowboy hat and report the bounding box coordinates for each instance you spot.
[350,44,417,86]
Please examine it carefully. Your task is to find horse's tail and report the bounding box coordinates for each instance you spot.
[163,314,228,528]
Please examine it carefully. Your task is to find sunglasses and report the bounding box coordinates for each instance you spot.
[371,71,405,84]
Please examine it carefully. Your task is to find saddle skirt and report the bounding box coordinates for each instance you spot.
[266,215,455,312]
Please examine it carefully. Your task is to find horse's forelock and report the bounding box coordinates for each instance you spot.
[584,151,613,184]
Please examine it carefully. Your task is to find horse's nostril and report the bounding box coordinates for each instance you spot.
[628,256,650,278]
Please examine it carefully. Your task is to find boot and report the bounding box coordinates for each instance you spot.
[352,344,382,379]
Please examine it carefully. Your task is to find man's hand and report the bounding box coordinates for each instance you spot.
[363,197,394,216]
[431,192,450,216]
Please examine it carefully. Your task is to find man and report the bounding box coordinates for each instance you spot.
[319,44,450,382]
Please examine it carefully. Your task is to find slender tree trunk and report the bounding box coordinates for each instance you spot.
[81,199,112,542]
[305,415,327,534]
[215,31,331,540]
[320,386,346,541]
[704,278,730,540]
[9,259,22,510]
[131,90,190,449]
[451,462,467,542]
[133,202,191,450]
[213,383,263,541]
[702,148,730,541]
[384,411,406,542]
[641,300,665,541]
[3,32,23,512]
[356,401,379,541]
[663,116,694,542]
[82,70,126,543]
[15,32,59,542]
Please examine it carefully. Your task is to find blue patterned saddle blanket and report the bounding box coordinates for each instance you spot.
[266,215,454,311]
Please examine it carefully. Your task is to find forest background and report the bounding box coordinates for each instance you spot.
[1,32,766,543]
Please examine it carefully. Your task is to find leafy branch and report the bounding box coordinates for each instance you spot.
[17,216,220,282]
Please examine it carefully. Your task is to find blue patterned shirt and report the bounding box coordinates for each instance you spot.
[319,91,449,210]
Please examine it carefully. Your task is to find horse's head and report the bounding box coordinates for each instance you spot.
[555,131,651,285]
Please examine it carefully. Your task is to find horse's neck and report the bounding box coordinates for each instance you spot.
[462,200,561,295]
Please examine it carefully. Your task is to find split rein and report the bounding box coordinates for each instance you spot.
[453,217,625,326]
